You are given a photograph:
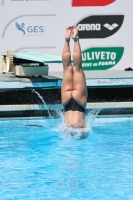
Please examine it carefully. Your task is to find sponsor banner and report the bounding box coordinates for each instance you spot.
[77,15,124,39]
[3,15,56,38]
[2,15,58,52]
[2,0,50,5]
[1,0,50,5]
[11,0,49,1]
[72,0,116,7]
[82,47,124,70]
[15,21,45,36]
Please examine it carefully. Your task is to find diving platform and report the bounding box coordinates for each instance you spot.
[1,50,133,117]
[1,71,133,90]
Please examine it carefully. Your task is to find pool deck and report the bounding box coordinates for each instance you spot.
[1,70,133,89]
[1,70,133,116]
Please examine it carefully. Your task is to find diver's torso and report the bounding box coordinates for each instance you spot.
[64,111,85,128]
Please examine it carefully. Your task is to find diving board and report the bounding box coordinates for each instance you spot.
[2,51,62,64]
[2,50,62,77]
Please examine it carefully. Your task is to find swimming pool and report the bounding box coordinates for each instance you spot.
[0,116,133,200]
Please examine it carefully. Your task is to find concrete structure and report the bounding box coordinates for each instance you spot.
[0,71,133,118]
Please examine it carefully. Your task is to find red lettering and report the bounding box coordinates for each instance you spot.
[72,0,116,7]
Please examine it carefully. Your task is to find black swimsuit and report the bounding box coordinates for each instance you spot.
[64,98,85,113]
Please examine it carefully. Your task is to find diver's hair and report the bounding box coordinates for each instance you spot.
[64,126,88,139]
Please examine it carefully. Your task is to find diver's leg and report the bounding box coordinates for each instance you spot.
[72,26,87,108]
[61,27,73,105]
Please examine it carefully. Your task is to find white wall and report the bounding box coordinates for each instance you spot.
[1,0,133,73]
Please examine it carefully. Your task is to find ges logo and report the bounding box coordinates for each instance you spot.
[15,21,45,35]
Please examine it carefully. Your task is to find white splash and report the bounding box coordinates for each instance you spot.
[57,109,101,140]
[32,89,55,127]
[31,89,101,139]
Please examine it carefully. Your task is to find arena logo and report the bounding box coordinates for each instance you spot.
[77,15,124,39]
[72,0,115,6]
[15,21,45,36]
[82,47,124,70]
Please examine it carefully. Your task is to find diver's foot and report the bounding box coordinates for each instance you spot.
[65,26,72,41]
[72,25,79,41]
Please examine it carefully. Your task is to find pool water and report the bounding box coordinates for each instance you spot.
[0,116,133,200]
